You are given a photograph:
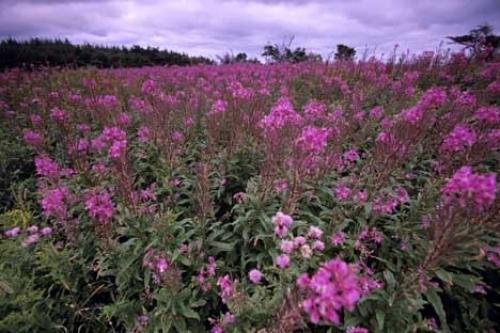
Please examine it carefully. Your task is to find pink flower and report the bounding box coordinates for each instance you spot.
[116,112,131,126]
[233,192,246,204]
[442,166,496,210]
[300,244,312,258]
[23,129,43,146]
[280,240,295,253]
[4,227,21,237]
[475,106,500,124]
[41,226,52,236]
[335,185,352,200]
[299,258,364,324]
[22,233,40,247]
[313,240,325,251]
[272,211,293,237]
[369,106,383,118]
[294,236,306,247]
[50,107,66,122]
[27,225,38,234]
[343,149,360,162]
[41,186,70,219]
[303,100,327,120]
[208,99,227,116]
[137,126,151,143]
[108,140,127,158]
[346,326,369,333]
[354,190,368,203]
[330,231,346,246]
[276,254,290,268]
[35,155,60,177]
[295,126,329,154]
[217,275,234,304]
[401,106,423,125]
[248,269,262,284]
[273,179,288,193]
[84,190,114,224]
[259,97,303,138]
[155,258,169,273]
[440,124,477,153]
[307,226,323,239]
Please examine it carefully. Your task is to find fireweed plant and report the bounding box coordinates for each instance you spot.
[0,50,499,332]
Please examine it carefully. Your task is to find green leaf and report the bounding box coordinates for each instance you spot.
[209,241,236,252]
[178,304,200,320]
[383,270,396,290]
[435,269,453,285]
[425,289,449,333]
[376,309,385,331]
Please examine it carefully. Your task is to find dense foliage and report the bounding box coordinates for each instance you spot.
[0,38,214,71]
[0,50,499,333]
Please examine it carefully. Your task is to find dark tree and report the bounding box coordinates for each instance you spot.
[262,39,322,63]
[0,38,214,71]
[447,24,500,57]
[334,44,356,61]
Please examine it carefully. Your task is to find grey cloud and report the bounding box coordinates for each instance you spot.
[0,0,498,59]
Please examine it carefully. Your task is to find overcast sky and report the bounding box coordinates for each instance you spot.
[0,0,499,59]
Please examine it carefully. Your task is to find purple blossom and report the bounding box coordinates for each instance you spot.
[442,166,496,210]
[295,126,329,154]
[275,254,290,268]
[41,186,70,219]
[50,107,67,122]
[35,155,60,177]
[440,124,477,153]
[298,258,363,324]
[335,185,352,200]
[307,226,323,239]
[330,231,346,246]
[248,269,262,284]
[138,126,151,143]
[4,226,21,237]
[84,190,114,224]
[23,129,43,146]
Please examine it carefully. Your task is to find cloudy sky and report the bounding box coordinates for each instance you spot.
[0,0,499,59]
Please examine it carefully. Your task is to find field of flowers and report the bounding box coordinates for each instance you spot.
[0,53,499,332]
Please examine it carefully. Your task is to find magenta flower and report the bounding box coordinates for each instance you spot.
[41,226,53,236]
[50,107,67,122]
[298,258,363,324]
[330,231,346,246]
[84,190,114,224]
[307,226,323,239]
[275,254,290,269]
[335,185,352,200]
[41,186,70,219]
[248,269,262,284]
[440,124,477,153]
[280,239,295,253]
[4,227,21,237]
[23,129,43,146]
[442,166,496,210]
[35,155,60,177]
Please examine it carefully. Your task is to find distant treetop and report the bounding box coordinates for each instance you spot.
[0,38,214,70]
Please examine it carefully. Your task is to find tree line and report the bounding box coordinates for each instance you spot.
[0,38,214,70]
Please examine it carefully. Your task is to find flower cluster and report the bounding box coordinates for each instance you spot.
[143,249,170,284]
[197,256,217,291]
[297,258,363,324]
[441,166,496,210]
[84,190,114,224]
[440,124,477,153]
[40,185,71,219]
[272,211,293,237]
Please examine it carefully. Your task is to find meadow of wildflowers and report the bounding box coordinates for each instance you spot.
[0,51,499,332]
